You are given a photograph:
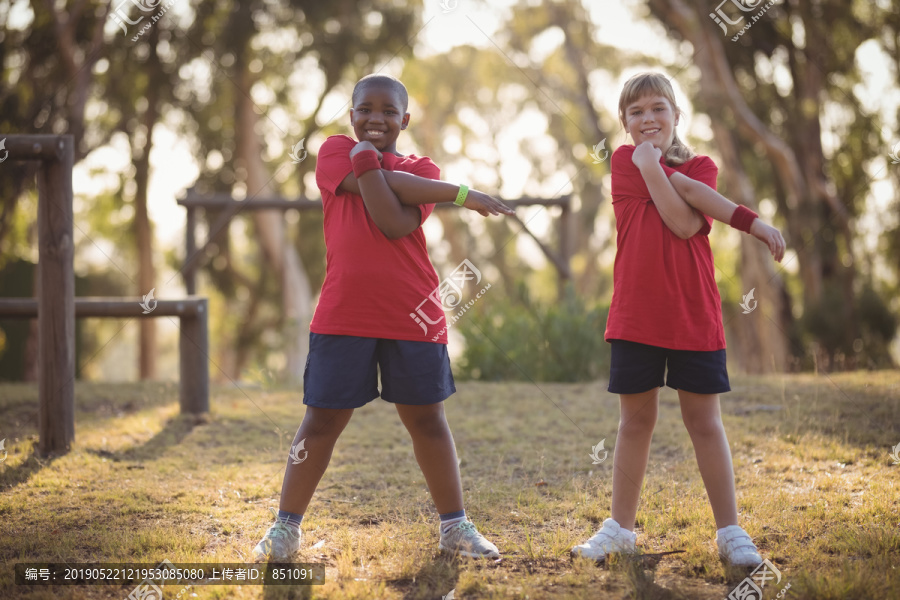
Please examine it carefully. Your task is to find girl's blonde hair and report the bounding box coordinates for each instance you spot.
[618,72,695,166]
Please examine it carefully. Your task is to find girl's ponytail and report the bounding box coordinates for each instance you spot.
[664,131,695,166]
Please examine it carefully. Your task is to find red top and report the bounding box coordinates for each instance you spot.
[605,145,725,351]
[311,135,448,343]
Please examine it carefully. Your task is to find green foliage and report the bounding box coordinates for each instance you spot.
[456,285,609,382]
[801,280,897,369]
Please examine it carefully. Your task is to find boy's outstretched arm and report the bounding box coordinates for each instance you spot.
[668,172,786,262]
[346,142,423,239]
[338,155,513,217]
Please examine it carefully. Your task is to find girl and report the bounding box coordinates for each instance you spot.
[571,72,785,567]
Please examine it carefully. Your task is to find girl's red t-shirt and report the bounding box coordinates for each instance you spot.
[605,145,726,351]
[311,134,448,343]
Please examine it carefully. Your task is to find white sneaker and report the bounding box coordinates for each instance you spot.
[571,518,637,561]
[251,508,302,562]
[716,525,762,567]
[439,521,500,559]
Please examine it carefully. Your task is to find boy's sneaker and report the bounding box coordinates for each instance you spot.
[571,518,637,561]
[252,508,301,562]
[716,525,762,567]
[439,520,500,559]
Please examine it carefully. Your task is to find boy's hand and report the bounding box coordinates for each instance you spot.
[462,189,515,217]
[632,141,662,171]
[350,140,382,162]
[749,218,786,262]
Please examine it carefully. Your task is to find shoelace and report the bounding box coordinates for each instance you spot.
[455,521,477,535]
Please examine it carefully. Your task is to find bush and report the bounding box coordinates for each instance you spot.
[455,286,610,382]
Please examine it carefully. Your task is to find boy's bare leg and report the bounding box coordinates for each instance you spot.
[610,388,659,531]
[279,406,355,515]
[395,402,464,514]
[677,390,739,529]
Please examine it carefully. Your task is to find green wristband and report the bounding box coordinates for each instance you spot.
[454,184,469,207]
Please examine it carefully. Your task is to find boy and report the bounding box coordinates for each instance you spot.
[252,74,513,562]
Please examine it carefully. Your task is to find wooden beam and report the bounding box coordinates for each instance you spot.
[0,134,70,161]
[0,297,207,318]
[0,297,210,416]
[37,135,75,456]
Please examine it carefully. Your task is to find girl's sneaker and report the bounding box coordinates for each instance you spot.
[251,508,302,562]
[439,521,500,558]
[571,518,637,561]
[716,525,762,567]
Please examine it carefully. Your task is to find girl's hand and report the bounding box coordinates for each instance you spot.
[462,189,515,217]
[749,219,786,262]
[632,141,662,171]
[350,140,382,162]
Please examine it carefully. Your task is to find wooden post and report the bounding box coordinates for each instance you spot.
[179,297,209,414]
[184,205,196,295]
[36,135,75,455]
[558,201,573,298]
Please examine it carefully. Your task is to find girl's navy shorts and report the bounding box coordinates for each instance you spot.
[608,339,730,395]
[302,332,456,409]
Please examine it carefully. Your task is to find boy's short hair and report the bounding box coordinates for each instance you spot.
[352,74,409,113]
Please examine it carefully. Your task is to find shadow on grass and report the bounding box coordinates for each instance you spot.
[0,449,57,491]
[386,555,458,600]
[85,412,208,463]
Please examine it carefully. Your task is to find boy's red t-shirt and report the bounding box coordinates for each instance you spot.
[605,145,726,351]
[311,134,448,343]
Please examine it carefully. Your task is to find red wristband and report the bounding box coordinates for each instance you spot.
[730,205,758,233]
[352,150,381,178]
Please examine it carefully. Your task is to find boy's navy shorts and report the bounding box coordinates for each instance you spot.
[302,332,456,409]
[608,339,730,395]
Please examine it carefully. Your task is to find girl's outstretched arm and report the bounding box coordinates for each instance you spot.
[668,173,786,262]
[632,142,706,239]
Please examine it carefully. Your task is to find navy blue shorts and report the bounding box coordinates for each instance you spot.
[302,333,456,409]
[607,339,730,395]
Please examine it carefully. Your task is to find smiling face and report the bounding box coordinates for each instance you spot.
[624,94,679,153]
[350,84,410,155]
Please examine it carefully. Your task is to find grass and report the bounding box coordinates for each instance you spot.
[0,372,899,599]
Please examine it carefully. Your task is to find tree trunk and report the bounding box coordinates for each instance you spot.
[133,24,162,380]
[235,69,313,383]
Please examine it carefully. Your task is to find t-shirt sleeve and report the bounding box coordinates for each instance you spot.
[610,145,644,198]
[315,135,357,197]
[406,156,441,224]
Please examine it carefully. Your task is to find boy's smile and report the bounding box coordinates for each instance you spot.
[350,86,410,155]
[624,94,678,153]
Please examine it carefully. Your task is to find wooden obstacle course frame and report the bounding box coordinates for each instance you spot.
[0,297,209,416]
[0,134,209,456]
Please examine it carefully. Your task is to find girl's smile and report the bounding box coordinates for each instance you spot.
[624,94,679,152]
